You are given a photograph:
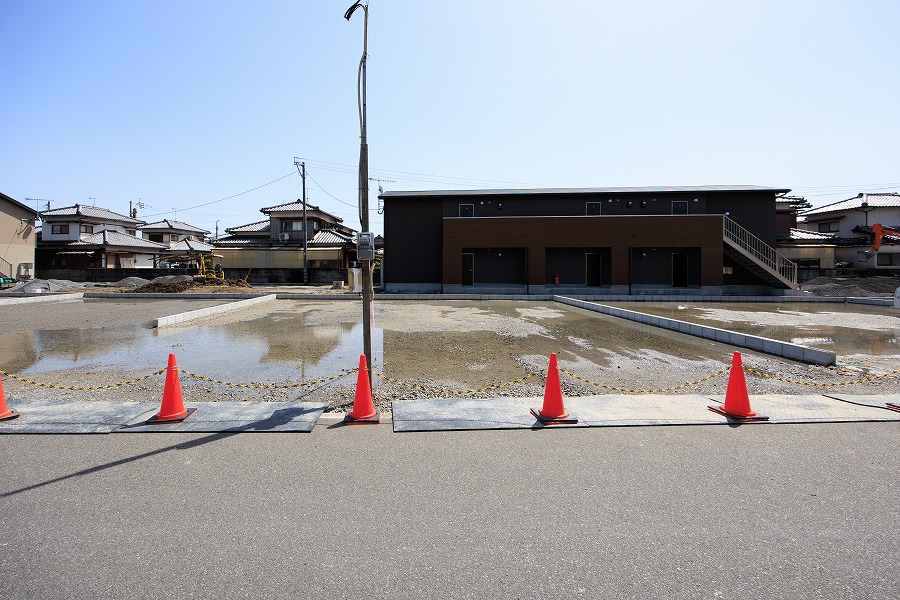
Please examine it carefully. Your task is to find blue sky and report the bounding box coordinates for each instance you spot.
[2,0,898,236]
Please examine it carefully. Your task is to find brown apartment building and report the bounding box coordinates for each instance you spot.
[380,186,796,295]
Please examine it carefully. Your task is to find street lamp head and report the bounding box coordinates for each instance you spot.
[344,1,365,20]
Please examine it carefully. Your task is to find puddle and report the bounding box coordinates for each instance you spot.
[3,299,898,389]
[606,302,900,356]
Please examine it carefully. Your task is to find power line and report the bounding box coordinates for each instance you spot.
[139,171,295,219]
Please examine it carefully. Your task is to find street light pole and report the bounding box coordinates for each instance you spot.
[345,1,374,385]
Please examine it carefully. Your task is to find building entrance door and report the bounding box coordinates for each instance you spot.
[672,253,688,287]
[462,253,474,286]
[585,253,603,286]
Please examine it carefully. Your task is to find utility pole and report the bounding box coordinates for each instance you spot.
[294,158,309,285]
[346,0,374,384]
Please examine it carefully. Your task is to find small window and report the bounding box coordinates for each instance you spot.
[459,204,474,217]
[149,233,164,243]
[586,202,602,215]
[876,253,900,266]
[51,224,69,235]
[125,230,136,236]
[80,224,93,234]
[672,201,688,215]
[818,221,840,233]
[797,259,820,268]
[170,234,179,242]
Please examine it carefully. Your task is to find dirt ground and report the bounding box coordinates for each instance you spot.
[1,294,898,412]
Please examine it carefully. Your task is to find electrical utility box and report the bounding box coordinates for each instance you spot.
[357,231,375,260]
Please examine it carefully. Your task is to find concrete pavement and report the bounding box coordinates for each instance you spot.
[1,422,897,599]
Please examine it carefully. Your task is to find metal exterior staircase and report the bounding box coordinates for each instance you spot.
[723,217,797,289]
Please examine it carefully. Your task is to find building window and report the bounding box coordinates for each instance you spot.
[125,230,136,236]
[170,234,179,242]
[876,253,900,266]
[586,202,602,215]
[282,220,305,231]
[459,204,474,217]
[51,224,69,235]
[672,201,688,215]
[149,233,164,243]
[79,224,93,234]
[818,221,840,233]
[797,259,821,268]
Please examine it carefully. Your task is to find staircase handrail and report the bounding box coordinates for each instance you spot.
[0,256,12,279]
[723,216,797,285]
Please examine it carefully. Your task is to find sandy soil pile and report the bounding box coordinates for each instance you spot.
[130,277,254,294]
[801,276,899,297]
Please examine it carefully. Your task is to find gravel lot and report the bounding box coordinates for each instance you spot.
[2,292,898,412]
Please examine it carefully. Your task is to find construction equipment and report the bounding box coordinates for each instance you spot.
[858,223,900,261]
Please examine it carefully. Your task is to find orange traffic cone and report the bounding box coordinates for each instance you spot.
[0,378,20,421]
[344,354,379,424]
[147,353,196,424]
[708,352,768,422]
[531,353,578,424]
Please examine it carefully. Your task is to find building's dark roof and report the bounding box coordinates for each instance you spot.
[380,185,791,199]
[801,193,900,216]
[139,219,209,234]
[225,220,271,234]
[40,204,143,224]
[0,192,39,216]
[70,230,168,250]
[212,236,256,246]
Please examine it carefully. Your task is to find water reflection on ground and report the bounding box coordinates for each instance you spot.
[606,302,900,356]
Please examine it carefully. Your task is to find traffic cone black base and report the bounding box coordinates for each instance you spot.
[343,409,380,425]
[0,409,20,422]
[147,407,197,425]
[707,405,769,422]
[530,407,578,425]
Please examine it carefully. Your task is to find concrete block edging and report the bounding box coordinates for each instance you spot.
[153,294,277,328]
[553,295,837,366]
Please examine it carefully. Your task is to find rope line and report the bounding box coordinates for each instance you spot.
[743,366,900,387]
[0,368,165,391]
[560,367,730,394]
[1,363,897,395]
[372,369,544,396]
[177,368,356,389]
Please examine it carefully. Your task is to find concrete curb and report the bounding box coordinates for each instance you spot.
[0,292,84,305]
[153,294,278,328]
[554,296,838,366]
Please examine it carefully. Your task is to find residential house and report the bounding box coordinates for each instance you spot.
[380,185,797,295]
[138,219,214,267]
[797,193,900,268]
[214,200,357,282]
[0,192,39,280]
[37,204,167,269]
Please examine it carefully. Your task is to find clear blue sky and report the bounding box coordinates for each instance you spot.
[2,0,898,237]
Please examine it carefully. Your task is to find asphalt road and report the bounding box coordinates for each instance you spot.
[1,422,897,599]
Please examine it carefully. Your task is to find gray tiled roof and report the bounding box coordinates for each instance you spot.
[380,185,791,198]
[225,220,271,234]
[139,219,209,234]
[787,228,838,241]
[170,239,214,252]
[70,230,169,250]
[310,229,354,245]
[261,200,344,222]
[40,204,142,224]
[212,236,256,245]
[801,193,900,216]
